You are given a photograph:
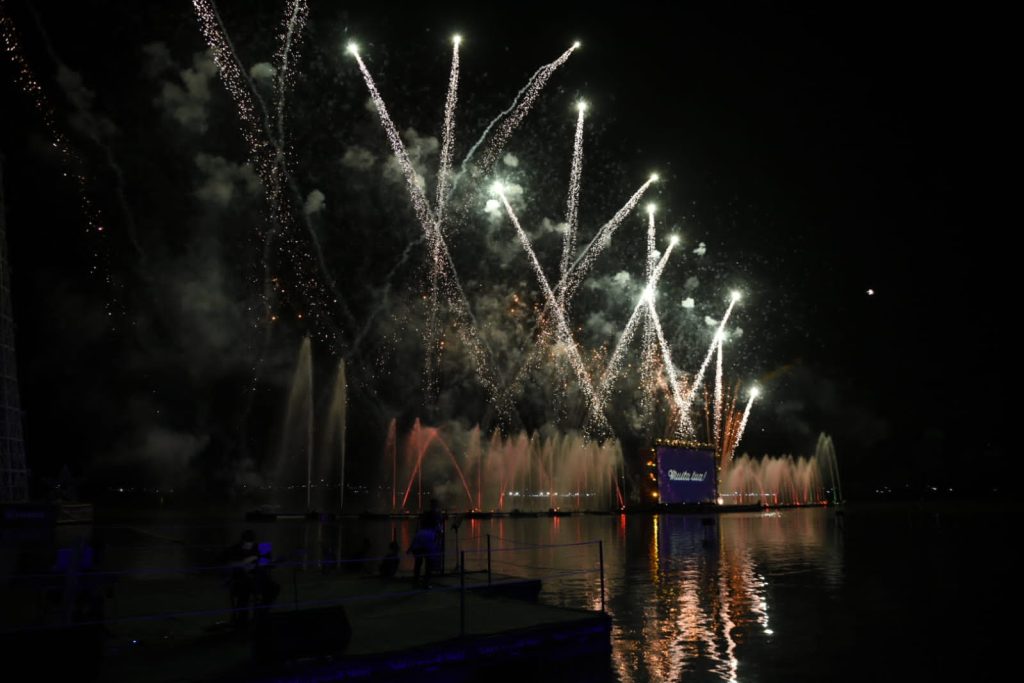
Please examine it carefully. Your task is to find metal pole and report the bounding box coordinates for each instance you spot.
[598,540,605,613]
[441,525,446,577]
[460,550,466,637]
[486,534,492,585]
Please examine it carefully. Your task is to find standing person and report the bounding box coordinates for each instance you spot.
[408,522,439,588]
[405,499,445,588]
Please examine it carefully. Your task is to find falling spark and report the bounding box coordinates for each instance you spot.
[274,0,308,152]
[0,5,123,324]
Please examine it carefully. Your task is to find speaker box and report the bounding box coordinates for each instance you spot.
[251,605,352,664]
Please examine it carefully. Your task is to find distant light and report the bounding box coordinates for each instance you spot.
[649,173,660,182]
[346,42,359,55]
[669,234,680,246]
[730,290,742,302]
[749,386,761,398]
[867,288,875,296]
[717,497,724,505]
[453,34,462,45]
[577,100,588,113]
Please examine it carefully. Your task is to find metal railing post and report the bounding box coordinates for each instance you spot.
[440,526,446,577]
[598,540,605,613]
[460,550,466,636]
[486,534,492,585]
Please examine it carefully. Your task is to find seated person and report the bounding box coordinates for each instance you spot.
[224,530,280,627]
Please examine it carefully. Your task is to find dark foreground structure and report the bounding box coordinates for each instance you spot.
[1,521,611,682]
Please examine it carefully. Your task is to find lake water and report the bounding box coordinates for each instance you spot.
[3,501,1008,681]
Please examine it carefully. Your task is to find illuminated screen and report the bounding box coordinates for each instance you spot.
[656,446,716,504]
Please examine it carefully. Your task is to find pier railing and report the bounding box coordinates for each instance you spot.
[0,527,607,650]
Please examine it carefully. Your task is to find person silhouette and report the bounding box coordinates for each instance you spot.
[224,530,280,628]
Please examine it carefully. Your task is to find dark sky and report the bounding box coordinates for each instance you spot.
[0,1,1010,497]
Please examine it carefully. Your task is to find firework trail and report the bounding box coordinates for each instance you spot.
[193,0,289,348]
[436,37,461,222]
[680,293,740,419]
[192,0,273,180]
[195,0,349,341]
[497,186,611,436]
[270,2,354,343]
[351,44,511,419]
[598,239,677,403]
[561,176,657,302]
[459,42,579,180]
[639,204,659,418]
[274,0,308,153]
[1,3,123,324]
[713,334,724,449]
[729,388,759,459]
[23,4,147,265]
[647,297,692,437]
[719,382,741,461]
[561,102,586,279]
[425,36,462,400]
[350,49,435,232]
[500,177,657,404]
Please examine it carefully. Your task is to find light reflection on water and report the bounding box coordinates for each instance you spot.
[447,508,843,682]
[599,509,841,683]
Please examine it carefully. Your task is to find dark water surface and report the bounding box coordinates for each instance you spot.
[3,502,1008,681]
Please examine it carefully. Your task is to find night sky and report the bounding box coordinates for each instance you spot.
[0,1,1009,500]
